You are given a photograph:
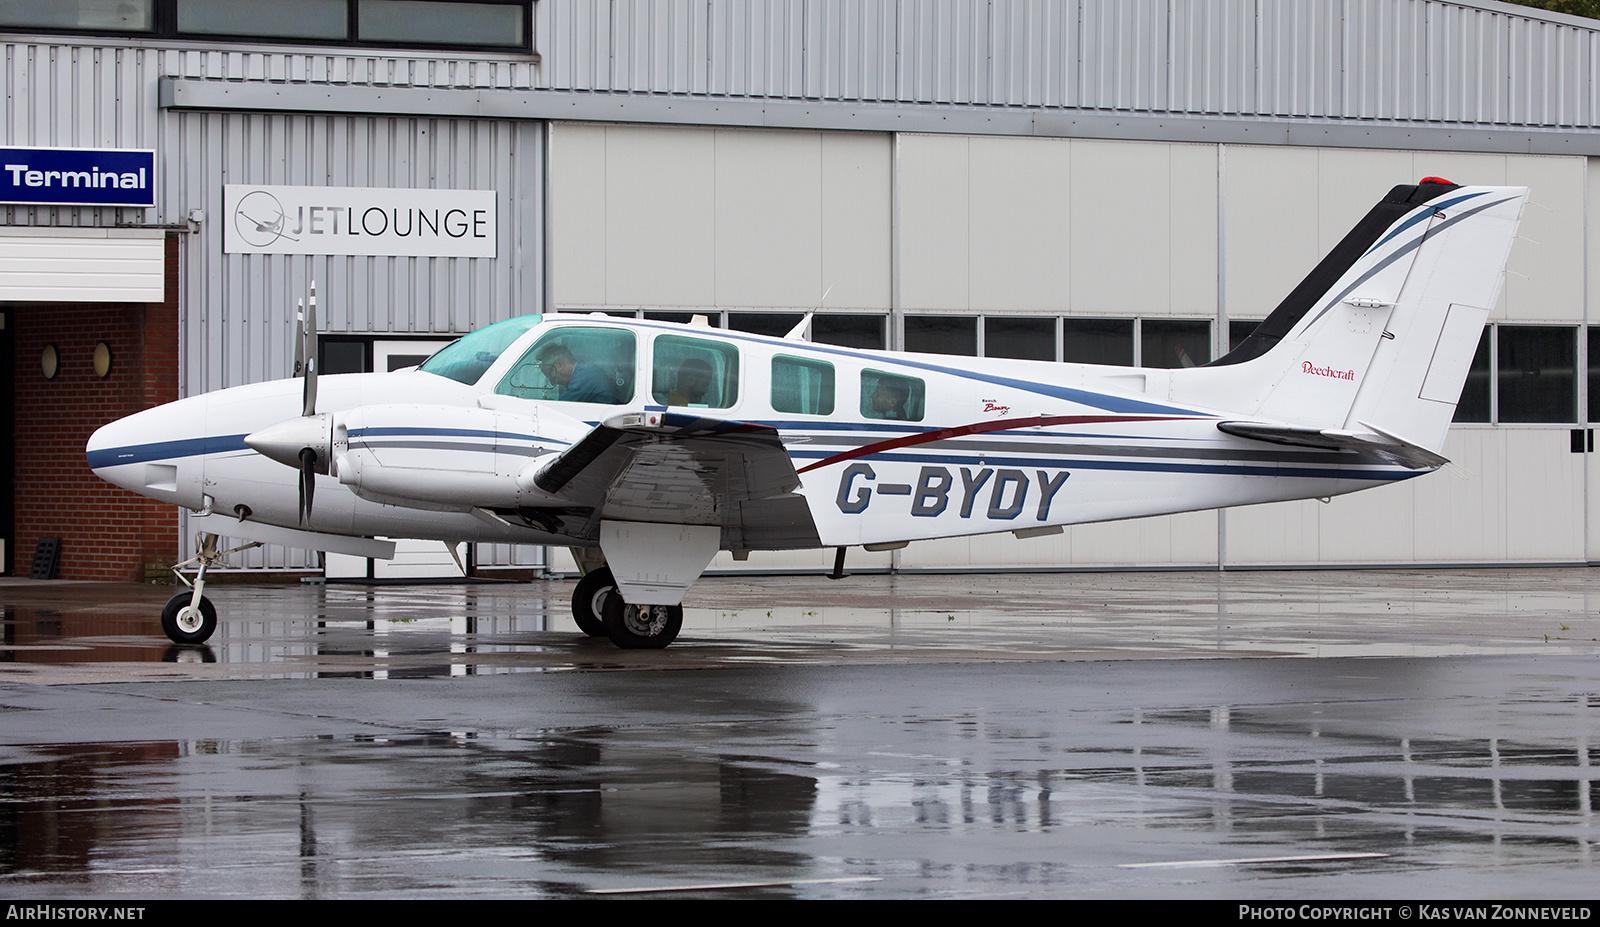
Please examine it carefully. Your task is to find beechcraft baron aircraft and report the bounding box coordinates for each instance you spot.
[88,178,1525,649]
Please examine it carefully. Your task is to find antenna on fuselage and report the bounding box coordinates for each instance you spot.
[785,284,832,341]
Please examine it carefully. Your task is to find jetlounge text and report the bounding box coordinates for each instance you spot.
[224,184,497,258]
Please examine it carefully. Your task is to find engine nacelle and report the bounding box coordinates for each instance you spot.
[332,403,564,509]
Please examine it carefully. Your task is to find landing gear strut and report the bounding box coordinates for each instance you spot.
[161,531,260,645]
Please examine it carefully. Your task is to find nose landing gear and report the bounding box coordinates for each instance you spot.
[160,531,261,645]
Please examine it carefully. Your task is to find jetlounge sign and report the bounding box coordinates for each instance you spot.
[224,184,496,258]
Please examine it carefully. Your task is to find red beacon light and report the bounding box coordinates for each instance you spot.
[1419,176,1456,185]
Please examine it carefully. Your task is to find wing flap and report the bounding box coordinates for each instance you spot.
[531,412,810,537]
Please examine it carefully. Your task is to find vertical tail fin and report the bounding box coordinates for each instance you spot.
[1185,180,1526,457]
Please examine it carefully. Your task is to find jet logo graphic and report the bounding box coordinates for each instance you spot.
[233,190,298,247]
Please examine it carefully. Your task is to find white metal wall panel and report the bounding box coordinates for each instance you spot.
[551,123,889,312]
[967,135,1073,313]
[1504,429,1587,561]
[715,129,825,305]
[820,132,892,310]
[896,133,1218,316]
[1068,139,1179,315]
[1503,155,1585,321]
[896,134,970,312]
[0,230,165,302]
[899,509,1218,569]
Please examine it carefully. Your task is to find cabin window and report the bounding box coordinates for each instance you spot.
[860,370,924,422]
[772,355,834,415]
[496,327,635,404]
[652,335,739,409]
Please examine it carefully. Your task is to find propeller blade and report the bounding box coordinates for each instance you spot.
[298,446,318,523]
[302,282,319,417]
[292,298,305,377]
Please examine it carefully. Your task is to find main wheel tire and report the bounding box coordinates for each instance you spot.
[161,592,217,645]
[600,594,683,649]
[570,566,614,637]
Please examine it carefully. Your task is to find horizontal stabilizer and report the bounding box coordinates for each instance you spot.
[1217,420,1448,470]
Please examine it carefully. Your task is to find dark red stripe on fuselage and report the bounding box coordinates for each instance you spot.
[794,414,1201,474]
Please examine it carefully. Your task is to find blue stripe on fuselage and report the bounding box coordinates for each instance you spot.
[86,434,250,470]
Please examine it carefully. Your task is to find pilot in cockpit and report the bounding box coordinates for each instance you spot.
[537,343,614,403]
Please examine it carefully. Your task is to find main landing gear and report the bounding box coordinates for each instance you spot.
[571,564,684,649]
[160,531,261,645]
[570,566,614,637]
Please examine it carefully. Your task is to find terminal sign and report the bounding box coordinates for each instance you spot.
[1,146,156,207]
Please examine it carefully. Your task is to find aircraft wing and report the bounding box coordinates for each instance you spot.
[532,411,816,547]
[1217,420,1448,470]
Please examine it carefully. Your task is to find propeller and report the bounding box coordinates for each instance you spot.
[294,281,320,522]
[245,281,330,525]
[298,446,318,525]
[301,281,318,418]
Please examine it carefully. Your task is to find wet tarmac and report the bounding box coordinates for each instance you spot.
[2,569,1598,898]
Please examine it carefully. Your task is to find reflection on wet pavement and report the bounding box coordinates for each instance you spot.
[3,569,1599,682]
[1,570,1597,897]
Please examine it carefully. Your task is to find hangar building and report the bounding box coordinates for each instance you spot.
[3,0,1599,580]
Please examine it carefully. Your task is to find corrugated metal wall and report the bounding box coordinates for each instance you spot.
[171,111,543,393]
[538,0,1600,128]
[174,108,543,569]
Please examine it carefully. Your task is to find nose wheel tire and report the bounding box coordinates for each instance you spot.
[600,594,683,649]
[161,592,217,645]
[570,566,615,637]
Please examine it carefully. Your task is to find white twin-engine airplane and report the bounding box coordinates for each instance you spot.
[88,178,1525,649]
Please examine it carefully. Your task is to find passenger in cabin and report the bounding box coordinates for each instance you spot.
[667,357,714,406]
[537,343,614,403]
[868,375,911,420]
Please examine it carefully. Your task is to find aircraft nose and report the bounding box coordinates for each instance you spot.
[86,410,153,484]
[85,399,206,505]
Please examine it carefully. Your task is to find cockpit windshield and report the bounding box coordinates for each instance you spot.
[417,315,543,385]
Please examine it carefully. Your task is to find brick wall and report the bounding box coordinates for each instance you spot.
[11,234,180,581]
